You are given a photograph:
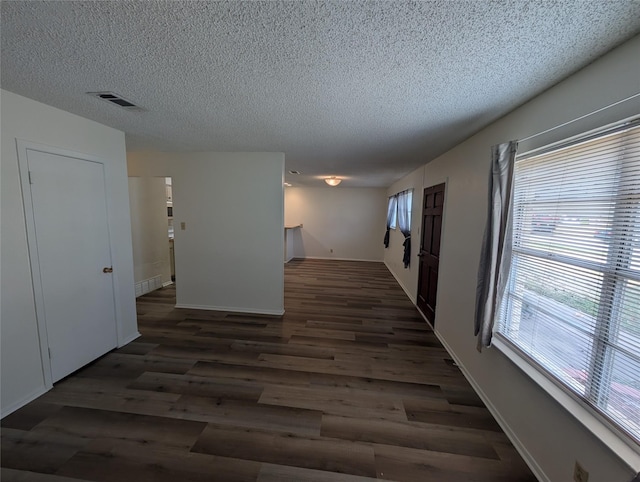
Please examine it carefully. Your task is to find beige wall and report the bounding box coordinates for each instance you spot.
[128,151,285,315]
[1,90,138,415]
[128,177,172,285]
[384,35,640,482]
[284,187,387,261]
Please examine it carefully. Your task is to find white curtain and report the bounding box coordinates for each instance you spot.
[474,141,518,350]
[383,195,397,248]
[397,190,413,267]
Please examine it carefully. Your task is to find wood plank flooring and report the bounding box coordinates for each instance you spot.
[1,259,537,481]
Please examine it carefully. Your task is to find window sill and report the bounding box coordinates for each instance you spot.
[492,335,640,472]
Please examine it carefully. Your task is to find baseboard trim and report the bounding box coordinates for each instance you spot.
[294,256,384,263]
[175,303,285,316]
[415,305,435,330]
[425,316,550,482]
[118,331,141,348]
[162,281,174,287]
[384,261,417,304]
[1,385,49,419]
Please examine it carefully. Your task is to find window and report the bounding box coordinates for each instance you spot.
[386,190,413,232]
[387,195,398,230]
[397,189,413,234]
[496,119,640,443]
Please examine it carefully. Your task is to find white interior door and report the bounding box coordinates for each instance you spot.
[25,148,118,382]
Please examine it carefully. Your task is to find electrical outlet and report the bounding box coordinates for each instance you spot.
[573,461,589,482]
[180,222,186,230]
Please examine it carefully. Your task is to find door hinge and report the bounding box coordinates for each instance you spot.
[48,347,51,359]
[28,171,34,184]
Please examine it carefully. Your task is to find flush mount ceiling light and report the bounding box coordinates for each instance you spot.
[324,177,341,186]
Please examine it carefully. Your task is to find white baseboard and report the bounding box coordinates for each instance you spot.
[294,256,384,263]
[175,303,284,316]
[162,280,174,287]
[384,261,417,304]
[428,320,549,482]
[118,331,141,348]
[1,385,48,419]
[415,305,435,330]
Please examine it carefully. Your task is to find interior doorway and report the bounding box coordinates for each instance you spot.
[128,176,174,297]
[417,182,446,326]
[166,177,175,282]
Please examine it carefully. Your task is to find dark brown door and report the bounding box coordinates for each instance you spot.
[417,183,445,325]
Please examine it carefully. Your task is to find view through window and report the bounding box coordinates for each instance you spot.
[496,120,640,443]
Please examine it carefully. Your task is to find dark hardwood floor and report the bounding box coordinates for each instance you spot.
[1,259,537,481]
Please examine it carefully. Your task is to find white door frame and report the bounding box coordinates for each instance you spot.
[16,139,123,388]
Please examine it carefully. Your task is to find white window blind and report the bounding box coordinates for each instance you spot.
[496,119,640,443]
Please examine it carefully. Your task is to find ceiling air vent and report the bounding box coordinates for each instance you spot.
[87,91,142,110]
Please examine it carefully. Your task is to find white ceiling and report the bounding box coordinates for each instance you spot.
[2,1,640,187]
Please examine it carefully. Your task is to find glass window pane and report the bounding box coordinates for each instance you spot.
[617,279,640,353]
[603,346,640,438]
[504,296,595,396]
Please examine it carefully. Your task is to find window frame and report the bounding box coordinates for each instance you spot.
[493,117,640,458]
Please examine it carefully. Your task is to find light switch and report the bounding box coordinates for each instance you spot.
[180,222,186,230]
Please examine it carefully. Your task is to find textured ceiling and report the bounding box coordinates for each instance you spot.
[2,1,640,187]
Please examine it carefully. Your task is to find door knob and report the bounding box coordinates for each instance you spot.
[103,267,113,273]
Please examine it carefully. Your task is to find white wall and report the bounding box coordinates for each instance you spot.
[1,90,138,415]
[128,151,285,315]
[385,35,640,482]
[128,177,172,285]
[284,187,387,261]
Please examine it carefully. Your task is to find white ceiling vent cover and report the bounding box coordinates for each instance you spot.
[87,91,142,110]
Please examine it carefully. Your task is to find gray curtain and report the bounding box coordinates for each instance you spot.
[384,195,397,248]
[474,140,518,351]
[397,190,412,268]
